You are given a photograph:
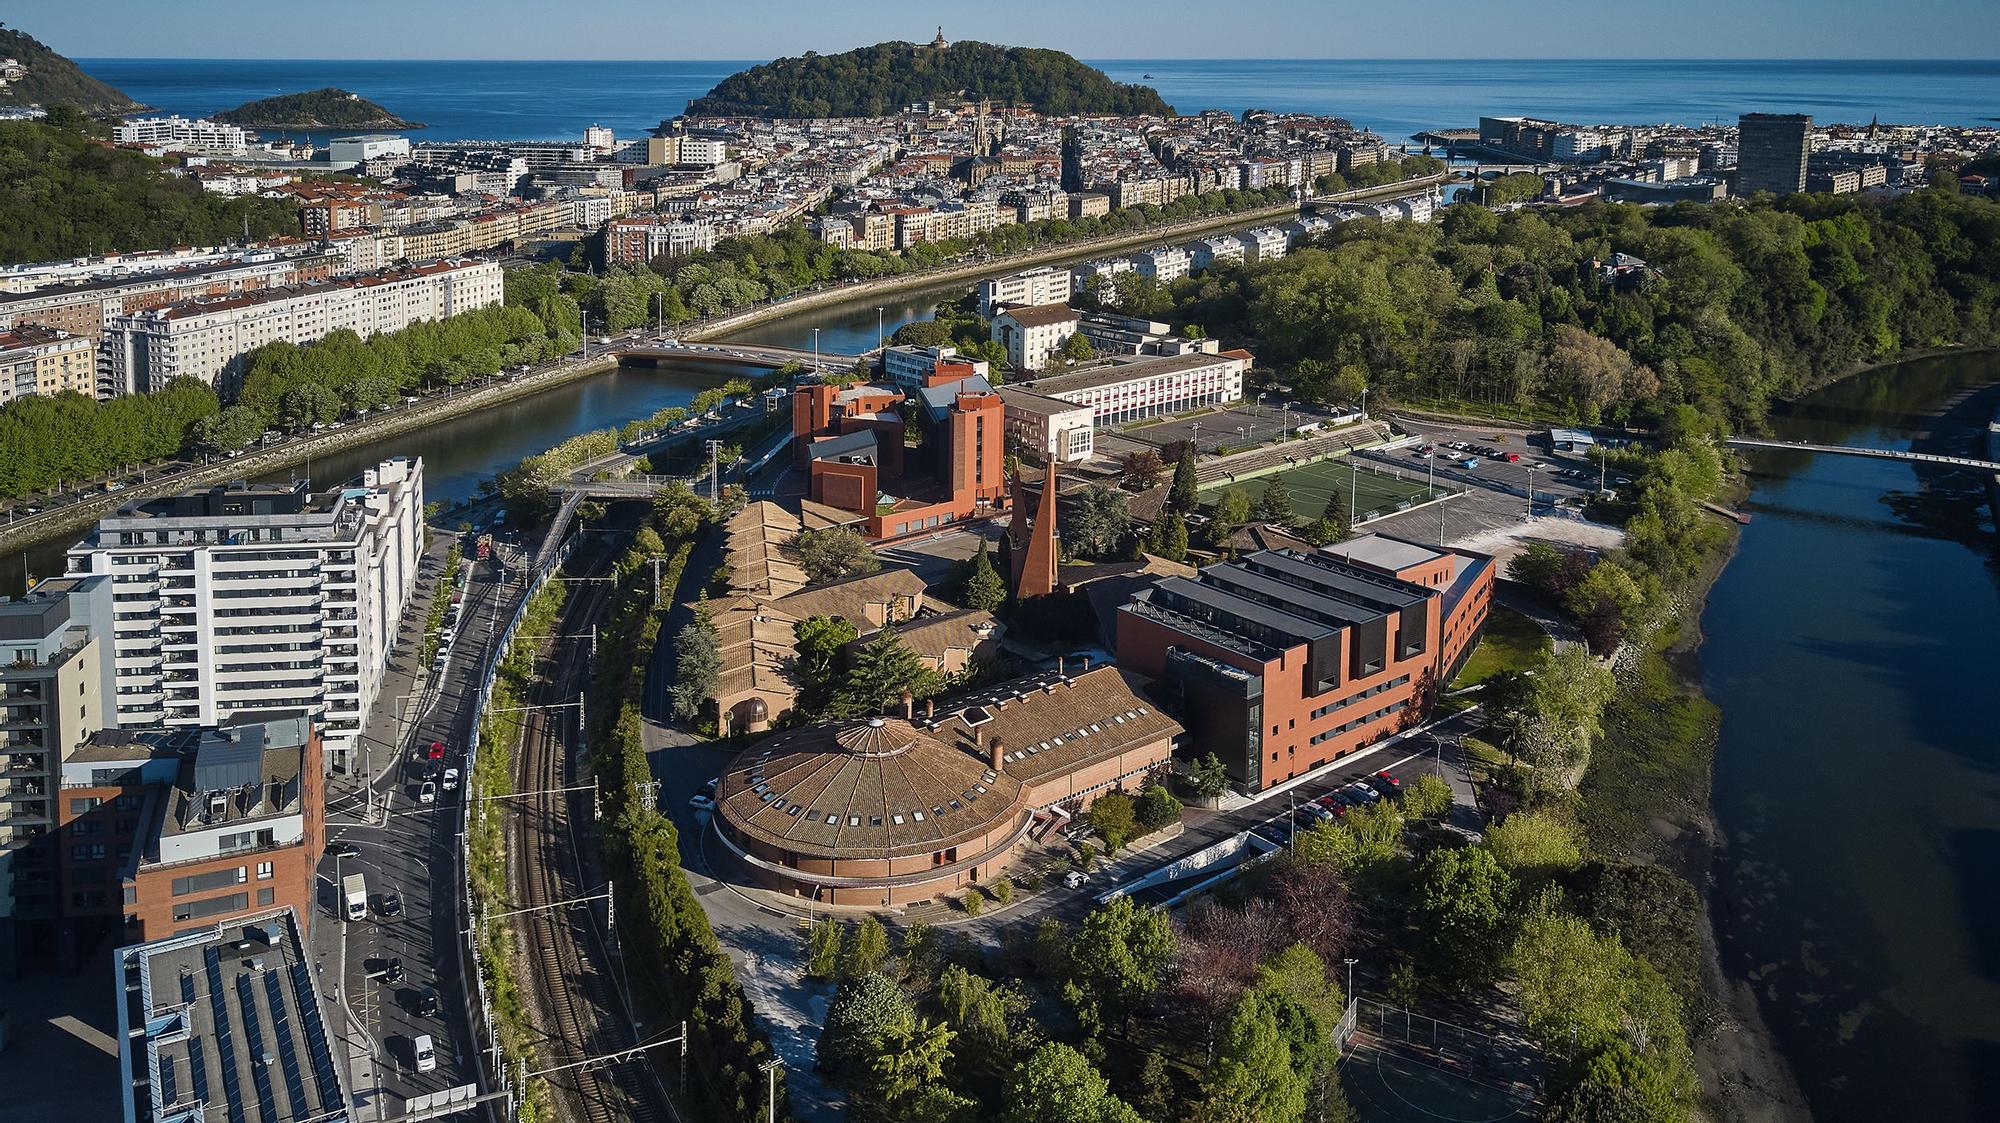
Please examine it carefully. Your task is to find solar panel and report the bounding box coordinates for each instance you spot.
[288,963,340,1103]
[159,1053,178,1106]
[263,972,309,1114]
[235,973,277,1122]
[204,949,246,1123]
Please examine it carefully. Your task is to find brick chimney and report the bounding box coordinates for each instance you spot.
[989,736,1005,771]
[925,697,935,719]
[901,689,914,721]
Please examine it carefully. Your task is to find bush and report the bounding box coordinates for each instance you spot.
[991,877,1015,906]
[1134,783,1185,832]
[962,889,985,917]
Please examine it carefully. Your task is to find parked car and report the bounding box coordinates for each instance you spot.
[418,781,437,805]
[1343,782,1381,804]
[326,840,361,859]
[427,741,446,761]
[688,793,716,813]
[381,958,404,984]
[1063,870,1088,889]
[442,767,460,792]
[1460,457,1481,469]
[378,892,404,918]
[415,988,440,1018]
[1365,774,1402,799]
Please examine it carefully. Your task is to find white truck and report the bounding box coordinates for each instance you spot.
[342,873,367,921]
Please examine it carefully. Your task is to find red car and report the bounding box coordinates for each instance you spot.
[1504,452,1522,462]
[427,741,445,761]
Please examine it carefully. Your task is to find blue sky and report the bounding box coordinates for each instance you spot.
[10,0,1994,59]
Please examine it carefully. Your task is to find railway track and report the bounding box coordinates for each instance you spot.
[506,533,673,1123]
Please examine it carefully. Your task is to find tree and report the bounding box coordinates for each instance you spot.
[1484,810,1584,881]
[999,1043,1144,1123]
[1152,510,1191,562]
[961,539,1007,611]
[1402,773,1452,820]
[1546,1041,1687,1123]
[1189,753,1230,802]
[1412,845,1515,986]
[1516,646,1617,776]
[836,632,943,717]
[793,614,859,716]
[1069,896,1178,1023]
[1135,783,1185,832]
[1200,990,1309,1123]
[1089,791,1139,852]
[867,1017,956,1107]
[805,916,844,979]
[1507,541,1567,595]
[670,598,721,723]
[1169,443,1200,513]
[1303,490,1349,545]
[1122,449,1165,490]
[1566,561,1648,655]
[817,972,914,1083]
[1061,331,1097,363]
[1257,477,1294,523]
[1214,487,1252,530]
[844,915,891,978]
[792,525,880,584]
[1063,485,1132,559]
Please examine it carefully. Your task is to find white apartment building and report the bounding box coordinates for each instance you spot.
[991,303,1081,374]
[63,458,424,770]
[881,344,990,389]
[102,258,502,395]
[0,325,96,403]
[1188,234,1247,272]
[112,116,254,157]
[1013,351,1252,427]
[678,136,729,165]
[1132,245,1192,284]
[1072,258,1134,302]
[996,387,1096,464]
[1241,227,1290,263]
[977,266,1073,317]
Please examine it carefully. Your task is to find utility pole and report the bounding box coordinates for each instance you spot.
[1344,957,1359,1004]
[876,306,884,351]
[760,1058,781,1123]
[1350,463,1359,530]
[1524,464,1537,517]
[705,439,722,508]
[812,326,821,374]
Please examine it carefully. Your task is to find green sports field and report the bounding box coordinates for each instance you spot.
[1199,457,1443,524]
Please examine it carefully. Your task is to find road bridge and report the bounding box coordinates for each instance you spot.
[616,340,867,372]
[1724,436,2000,473]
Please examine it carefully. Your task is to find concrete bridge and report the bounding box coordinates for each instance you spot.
[1724,436,2000,473]
[616,340,868,372]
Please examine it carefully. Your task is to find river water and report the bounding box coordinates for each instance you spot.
[1703,350,2000,1121]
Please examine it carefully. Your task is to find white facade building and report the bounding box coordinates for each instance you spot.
[976,265,1073,316]
[102,258,502,395]
[881,344,989,389]
[1013,351,1251,428]
[1187,234,1247,271]
[329,134,411,165]
[678,136,729,165]
[1132,245,1192,284]
[996,387,1096,464]
[991,303,1081,374]
[1241,227,1290,263]
[112,116,254,156]
[64,458,424,770]
[1072,258,1134,302]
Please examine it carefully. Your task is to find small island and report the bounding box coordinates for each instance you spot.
[211,87,418,130]
[688,34,1173,119]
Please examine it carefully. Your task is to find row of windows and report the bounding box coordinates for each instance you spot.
[1309,675,1413,721]
[1308,699,1408,746]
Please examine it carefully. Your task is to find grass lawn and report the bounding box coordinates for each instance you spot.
[1199,456,1439,523]
[1449,604,1552,688]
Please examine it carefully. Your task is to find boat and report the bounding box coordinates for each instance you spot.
[1143,73,1156,79]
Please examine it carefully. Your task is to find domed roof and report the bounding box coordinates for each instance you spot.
[715,715,1027,860]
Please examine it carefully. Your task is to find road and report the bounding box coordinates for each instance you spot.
[310,503,527,1121]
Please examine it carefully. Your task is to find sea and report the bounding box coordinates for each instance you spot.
[74,57,2000,144]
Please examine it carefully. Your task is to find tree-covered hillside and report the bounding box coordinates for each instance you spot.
[687,40,1173,118]
[0,114,300,265]
[212,87,416,129]
[0,26,144,113]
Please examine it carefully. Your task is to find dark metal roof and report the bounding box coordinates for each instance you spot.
[193,727,265,792]
[1235,549,1428,613]
[1150,575,1335,646]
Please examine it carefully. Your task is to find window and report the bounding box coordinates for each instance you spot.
[256,861,274,880]
[70,797,102,815]
[171,892,247,922]
[70,844,106,862]
[172,867,246,896]
[256,888,275,906]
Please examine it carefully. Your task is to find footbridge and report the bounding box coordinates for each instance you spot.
[1724,436,2000,473]
[616,340,867,372]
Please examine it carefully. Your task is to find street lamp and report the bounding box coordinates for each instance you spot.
[759,1058,781,1123]
[876,306,884,351]
[812,327,821,374]
[1524,464,1538,517]
[1359,387,1369,420]
[1344,957,1359,1004]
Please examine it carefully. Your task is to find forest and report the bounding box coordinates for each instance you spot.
[0,113,302,265]
[1112,186,2000,432]
[688,40,1172,118]
[211,87,417,129]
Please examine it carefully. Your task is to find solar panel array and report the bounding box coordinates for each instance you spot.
[202,949,245,1123]
[234,972,277,1122]
[262,971,311,1114]
[179,972,209,1105]
[287,961,341,1105]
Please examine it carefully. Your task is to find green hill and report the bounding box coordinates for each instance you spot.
[0,26,145,114]
[687,39,1173,119]
[212,87,418,129]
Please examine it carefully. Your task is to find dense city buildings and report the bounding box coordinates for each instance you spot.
[710,665,1180,904]
[64,459,424,770]
[100,258,501,394]
[1737,113,1813,195]
[115,906,350,1123]
[1116,535,1494,792]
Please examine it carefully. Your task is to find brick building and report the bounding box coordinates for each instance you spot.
[1116,534,1493,792]
[792,373,1009,540]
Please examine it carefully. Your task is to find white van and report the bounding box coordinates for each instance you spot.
[413,1033,437,1072]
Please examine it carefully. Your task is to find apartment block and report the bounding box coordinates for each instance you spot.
[881,343,989,389]
[102,258,502,395]
[1117,535,1493,791]
[604,215,718,265]
[991,302,1080,373]
[0,324,97,403]
[995,387,1095,464]
[1737,113,1812,195]
[1012,350,1252,427]
[977,266,1073,317]
[112,116,254,157]
[64,460,423,769]
[1132,245,1192,285]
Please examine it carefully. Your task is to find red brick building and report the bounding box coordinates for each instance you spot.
[793,373,1009,540]
[1116,534,1493,792]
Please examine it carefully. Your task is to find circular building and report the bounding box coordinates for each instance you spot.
[710,714,1032,906]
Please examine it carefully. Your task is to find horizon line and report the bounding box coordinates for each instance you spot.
[70,54,2000,63]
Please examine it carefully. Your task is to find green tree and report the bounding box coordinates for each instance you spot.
[670,598,721,722]
[806,916,844,979]
[1257,477,1294,523]
[1200,990,1309,1123]
[1089,791,1139,852]
[1412,845,1515,986]
[1484,810,1584,881]
[1062,331,1097,363]
[1214,487,1252,530]
[867,1017,956,1108]
[1122,448,1165,489]
[1153,510,1191,562]
[836,632,943,717]
[1402,773,1452,820]
[1566,561,1648,655]
[1063,484,1133,559]
[999,1043,1145,1123]
[844,915,891,978]
[792,525,881,584]
[793,614,859,716]
[962,539,1007,611]
[1169,443,1200,513]
[1516,646,1617,776]
[1069,895,1177,1024]
[1189,752,1230,801]
[817,972,915,1085]
[1135,783,1185,832]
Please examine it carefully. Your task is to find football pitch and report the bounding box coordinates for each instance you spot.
[1199,457,1442,523]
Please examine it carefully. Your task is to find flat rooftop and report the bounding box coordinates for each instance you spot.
[1318,534,1446,575]
[116,908,349,1123]
[1016,351,1246,396]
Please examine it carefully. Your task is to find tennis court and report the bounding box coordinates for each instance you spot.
[1199,456,1443,524]
[1341,1038,1540,1123]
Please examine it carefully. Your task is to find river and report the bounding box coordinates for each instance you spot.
[0,277,975,593]
[1703,350,2000,1121]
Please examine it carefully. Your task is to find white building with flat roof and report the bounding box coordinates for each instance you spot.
[881,344,989,389]
[996,387,1095,463]
[64,459,424,769]
[112,116,254,157]
[1132,245,1192,285]
[977,266,1073,317]
[329,134,410,165]
[1013,350,1252,428]
[991,303,1081,374]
